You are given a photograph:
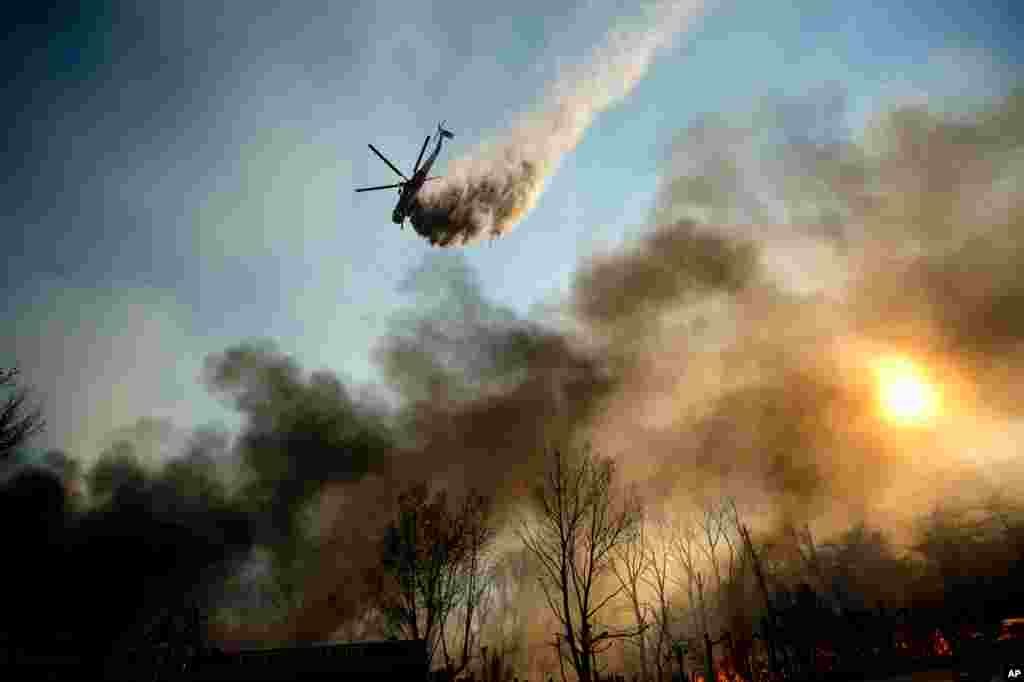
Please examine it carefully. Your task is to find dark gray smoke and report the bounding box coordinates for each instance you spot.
[0,430,252,664]
[199,341,401,641]
[202,341,394,548]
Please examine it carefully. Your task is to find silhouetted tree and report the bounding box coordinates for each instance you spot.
[476,548,533,677]
[517,446,643,682]
[610,507,652,682]
[441,490,496,678]
[376,482,495,673]
[911,501,1024,661]
[642,515,678,682]
[0,368,45,461]
[89,440,148,504]
[74,442,252,671]
[0,467,68,661]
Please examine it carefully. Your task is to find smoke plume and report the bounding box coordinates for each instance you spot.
[11,84,1014,666]
[197,87,1024,652]
[411,0,707,246]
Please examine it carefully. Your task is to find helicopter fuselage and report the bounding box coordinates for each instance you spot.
[357,122,452,228]
[392,171,426,224]
[392,133,447,224]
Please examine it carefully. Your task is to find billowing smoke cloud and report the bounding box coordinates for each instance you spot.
[199,341,402,642]
[18,84,1009,662]
[590,86,1024,535]
[411,0,707,246]
[199,270,621,643]
[403,84,1024,544]
[216,223,764,643]
[202,340,394,547]
[196,87,1024,651]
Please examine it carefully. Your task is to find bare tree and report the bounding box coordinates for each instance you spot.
[661,500,756,682]
[715,499,756,682]
[517,446,643,682]
[440,490,495,678]
[698,505,726,602]
[737,520,785,680]
[694,498,747,627]
[0,368,45,461]
[666,511,702,638]
[611,504,652,681]
[375,482,495,673]
[478,548,533,677]
[643,515,678,682]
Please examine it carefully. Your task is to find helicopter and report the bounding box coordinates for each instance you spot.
[355,122,454,228]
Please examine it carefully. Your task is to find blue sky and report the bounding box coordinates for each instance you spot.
[3,0,1021,463]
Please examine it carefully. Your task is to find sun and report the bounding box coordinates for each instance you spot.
[874,355,941,425]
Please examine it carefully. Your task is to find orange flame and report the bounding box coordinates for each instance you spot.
[931,629,952,656]
[692,670,748,682]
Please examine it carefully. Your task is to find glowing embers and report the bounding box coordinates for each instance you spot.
[873,355,942,426]
[931,629,952,656]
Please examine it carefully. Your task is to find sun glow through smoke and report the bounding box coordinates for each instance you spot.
[874,355,941,425]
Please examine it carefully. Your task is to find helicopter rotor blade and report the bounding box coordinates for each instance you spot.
[354,182,406,192]
[412,136,430,175]
[368,144,407,180]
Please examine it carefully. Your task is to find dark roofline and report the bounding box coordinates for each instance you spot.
[227,639,424,653]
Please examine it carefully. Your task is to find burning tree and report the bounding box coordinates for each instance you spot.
[517,446,644,682]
